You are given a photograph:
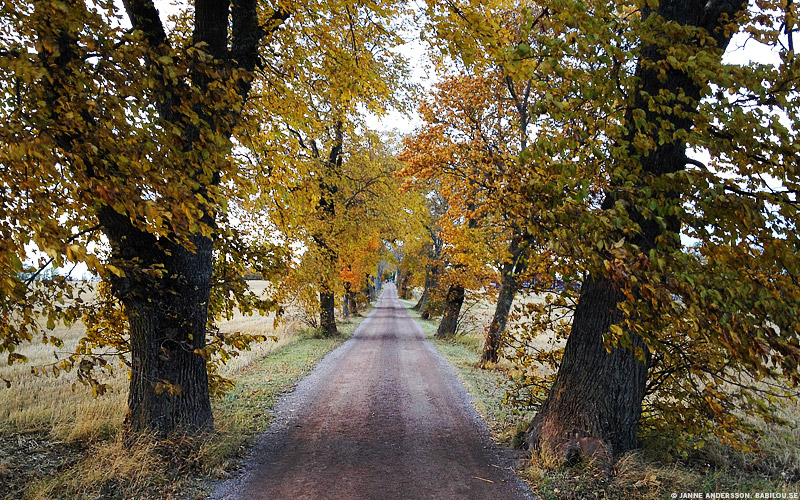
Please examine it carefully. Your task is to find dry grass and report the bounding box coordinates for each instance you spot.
[24,436,166,500]
[0,281,297,442]
[0,316,128,442]
[1,280,364,499]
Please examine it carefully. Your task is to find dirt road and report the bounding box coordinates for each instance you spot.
[211,284,534,500]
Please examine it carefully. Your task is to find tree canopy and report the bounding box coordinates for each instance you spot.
[1,0,799,465]
[0,0,422,434]
[418,0,800,458]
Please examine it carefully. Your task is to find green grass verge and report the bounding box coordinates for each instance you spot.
[19,308,372,500]
[399,299,800,500]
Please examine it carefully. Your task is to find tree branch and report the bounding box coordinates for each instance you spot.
[121,0,168,48]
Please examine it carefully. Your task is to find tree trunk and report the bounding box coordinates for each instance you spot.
[415,260,441,314]
[319,289,338,336]
[412,265,429,311]
[342,282,353,318]
[312,121,343,335]
[375,261,386,293]
[366,274,377,302]
[100,209,214,436]
[348,290,358,316]
[435,283,464,339]
[525,0,743,462]
[398,269,413,299]
[481,236,526,365]
[123,250,214,435]
[525,274,646,462]
[416,232,444,313]
[419,260,442,320]
[395,270,406,298]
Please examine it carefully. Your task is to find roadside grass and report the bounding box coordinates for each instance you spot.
[400,296,800,500]
[2,284,373,500]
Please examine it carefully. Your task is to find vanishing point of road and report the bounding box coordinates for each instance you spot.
[212,284,535,500]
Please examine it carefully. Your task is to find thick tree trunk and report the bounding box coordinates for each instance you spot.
[481,236,526,365]
[123,247,214,435]
[480,274,516,364]
[319,290,338,336]
[100,208,214,436]
[525,0,742,462]
[525,274,646,462]
[435,283,465,339]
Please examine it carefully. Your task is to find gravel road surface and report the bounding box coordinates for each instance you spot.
[211,284,534,500]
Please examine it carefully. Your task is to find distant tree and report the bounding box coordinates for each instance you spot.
[237,1,413,336]
[400,70,542,346]
[265,129,425,335]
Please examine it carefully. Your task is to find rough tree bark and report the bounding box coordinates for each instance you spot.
[101,208,216,434]
[480,234,526,365]
[435,283,465,339]
[525,0,743,462]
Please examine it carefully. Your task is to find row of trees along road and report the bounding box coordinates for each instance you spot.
[0,0,426,437]
[2,0,800,472]
[404,0,800,464]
